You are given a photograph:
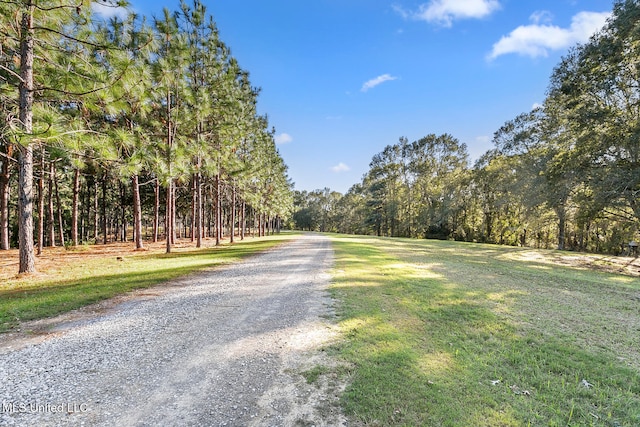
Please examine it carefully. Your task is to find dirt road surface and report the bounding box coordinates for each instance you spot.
[0,234,347,426]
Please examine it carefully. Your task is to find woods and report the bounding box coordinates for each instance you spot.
[1,0,293,273]
[293,0,640,255]
[3,0,639,273]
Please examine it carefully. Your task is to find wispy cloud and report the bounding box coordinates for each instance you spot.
[488,11,610,60]
[529,10,554,25]
[392,4,411,20]
[331,162,351,173]
[92,1,129,19]
[275,133,293,145]
[361,74,398,92]
[395,0,500,27]
[475,135,491,145]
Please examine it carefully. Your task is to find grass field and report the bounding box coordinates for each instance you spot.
[2,232,639,425]
[328,235,640,427]
[0,234,294,332]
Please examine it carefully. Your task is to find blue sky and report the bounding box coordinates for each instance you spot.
[96,0,614,194]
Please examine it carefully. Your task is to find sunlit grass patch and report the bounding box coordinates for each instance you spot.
[0,234,294,332]
[329,234,640,426]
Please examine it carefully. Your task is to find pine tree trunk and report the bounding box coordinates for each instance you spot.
[171,184,176,245]
[251,208,260,237]
[18,146,35,272]
[36,150,44,255]
[17,3,36,273]
[115,197,120,241]
[196,172,202,248]
[153,178,159,243]
[132,175,143,250]
[47,162,55,247]
[93,177,98,241]
[236,214,240,240]
[165,80,174,252]
[207,185,213,238]
[251,209,256,238]
[101,173,107,244]
[230,185,236,244]
[190,178,196,242]
[54,164,64,247]
[71,168,80,246]
[0,144,11,250]
[254,209,257,237]
[165,179,173,253]
[119,181,126,242]
[240,201,245,240]
[215,174,221,246]
[236,200,241,240]
[82,176,90,242]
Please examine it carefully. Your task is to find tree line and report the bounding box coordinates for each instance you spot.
[1,0,293,273]
[293,0,640,255]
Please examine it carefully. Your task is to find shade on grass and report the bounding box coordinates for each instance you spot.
[0,236,293,332]
[330,235,640,427]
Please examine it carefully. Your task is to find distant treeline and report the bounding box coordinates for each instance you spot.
[291,0,640,255]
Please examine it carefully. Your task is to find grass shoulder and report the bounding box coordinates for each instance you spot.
[0,233,297,333]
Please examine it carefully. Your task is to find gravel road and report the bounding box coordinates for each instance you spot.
[0,234,347,427]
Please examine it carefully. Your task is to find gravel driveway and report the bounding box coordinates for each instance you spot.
[0,234,347,426]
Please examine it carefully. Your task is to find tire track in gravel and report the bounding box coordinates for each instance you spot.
[0,234,348,427]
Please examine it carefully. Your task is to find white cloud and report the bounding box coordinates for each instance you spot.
[331,162,351,173]
[532,102,543,110]
[530,10,554,25]
[361,74,398,92]
[392,4,410,20]
[275,133,293,145]
[396,0,500,27]
[92,1,129,20]
[475,135,491,145]
[488,11,610,60]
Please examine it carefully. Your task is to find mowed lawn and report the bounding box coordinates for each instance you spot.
[0,234,295,332]
[329,235,640,426]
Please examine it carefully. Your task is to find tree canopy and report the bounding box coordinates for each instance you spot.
[1,0,293,273]
[291,0,640,255]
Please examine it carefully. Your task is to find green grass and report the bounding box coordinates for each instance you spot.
[0,234,295,332]
[301,365,330,385]
[329,235,640,427]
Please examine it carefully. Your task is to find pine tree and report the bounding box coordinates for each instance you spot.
[2,0,132,272]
